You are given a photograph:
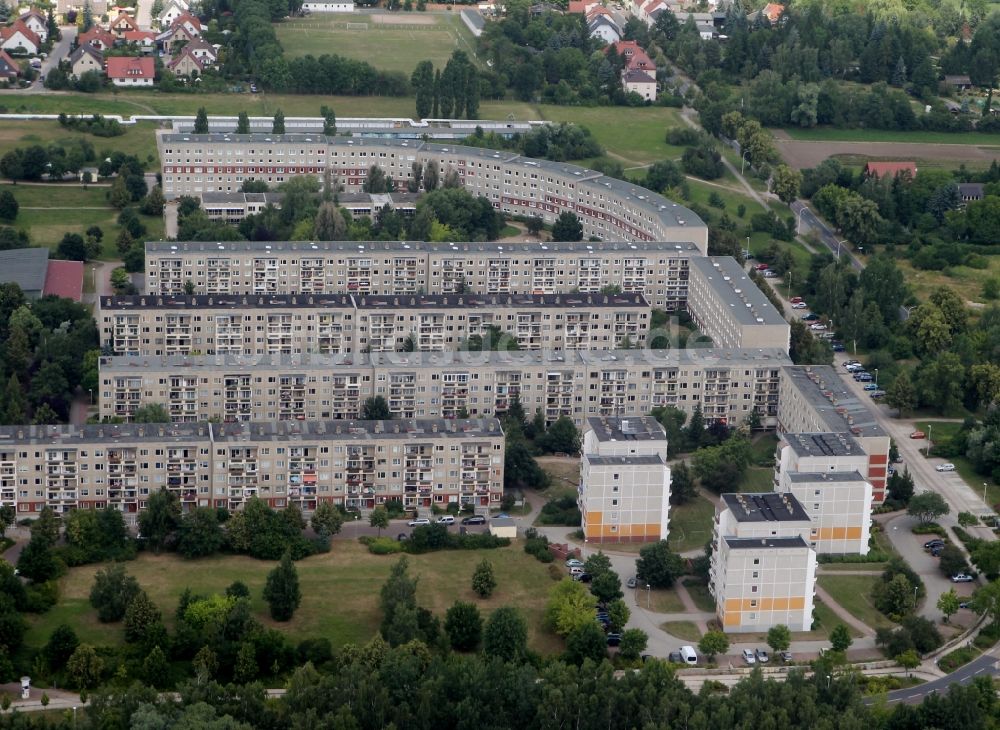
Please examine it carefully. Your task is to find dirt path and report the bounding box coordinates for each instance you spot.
[776,139,1000,170]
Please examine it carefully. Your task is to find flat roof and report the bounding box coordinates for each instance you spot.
[0,418,503,446]
[586,454,665,466]
[586,416,666,443]
[98,292,649,310]
[99,346,793,372]
[721,492,809,522]
[786,470,867,483]
[690,257,787,326]
[783,432,864,458]
[723,536,809,550]
[42,260,84,302]
[0,247,48,293]
[144,239,704,255]
[782,366,887,438]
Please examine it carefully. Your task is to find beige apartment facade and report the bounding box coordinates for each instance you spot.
[687,257,789,351]
[98,347,790,427]
[710,492,817,632]
[157,132,709,250]
[0,419,504,521]
[579,416,670,543]
[777,366,891,502]
[97,292,651,357]
[144,239,704,311]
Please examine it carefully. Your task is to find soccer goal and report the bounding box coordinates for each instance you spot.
[345,21,369,30]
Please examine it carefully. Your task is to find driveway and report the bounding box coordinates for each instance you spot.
[27,25,75,93]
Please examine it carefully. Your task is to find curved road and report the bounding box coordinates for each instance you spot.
[875,646,1000,705]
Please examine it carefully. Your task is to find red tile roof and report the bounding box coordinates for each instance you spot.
[123,30,156,42]
[0,49,20,78]
[106,55,154,79]
[78,27,116,47]
[865,161,917,178]
[43,260,84,302]
[171,12,202,31]
[761,3,784,22]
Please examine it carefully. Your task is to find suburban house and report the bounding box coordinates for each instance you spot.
[166,46,204,76]
[109,12,138,37]
[106,55,154,86]
[957,182,984,204]
[749,2,785,24]
[635,0,669,25]
[0,49,19,82]
[56,0,108,20]
[77,27,116,51]
[69,43,103,77]
[123,29,157,52]
[0,21,40,55]
[944,74,973,91]
[157,21,199,54]
[170,13,202,37]
[181,38,217,65]
[157,0,189,28]
[588,12,620,43]
[18,9,47,42]
[864,161,917,179]
[623,68,657,100]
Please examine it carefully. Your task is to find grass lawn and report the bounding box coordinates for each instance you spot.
[536,456,580,490]
[750,433,780,463]
[276,13,478,75]
[819,562,888,572]
[726,597,862,643]
[24,541,563,653]
[742,467,777,492]
[779,127,1000,146]
[0,120,160,167]
[645,586,685,613]
[817,574,896,631]
[661,620,702,641]
[0,184,163,255]
[682,579,716,612]
[668,494,715,553]
[896,256,1000,305]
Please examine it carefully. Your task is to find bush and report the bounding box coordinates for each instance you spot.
[911,523,947,536]
[523,528,553,563]
[537,495,582,526]
[402,524,510,554]
[24,581,59,613]
[366,537,403,555]
[938,646,980,672]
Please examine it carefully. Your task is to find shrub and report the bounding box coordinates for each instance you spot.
[366,537,403,555]
[537,495,582,526]
[523,527,553,563]
[938,646,980,672]
[911,523,947,536]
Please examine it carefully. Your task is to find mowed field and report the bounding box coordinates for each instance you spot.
[24,541,563,653]
[275,11,479,74]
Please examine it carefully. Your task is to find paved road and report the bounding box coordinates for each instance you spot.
[790,200,863,270]
[877,647,1000,705]
[29,25,75,93]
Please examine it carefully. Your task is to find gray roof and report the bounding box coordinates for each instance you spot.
[0,247,48,293]
[490,516,515,527]
[782,432,864,458]
[99,346,792,372]
[723,536,809,550]
[0,418,503,446]
[586,454,664,466]
[587,416,666,443]
[785,470,867,483]
[721,492,810,522]
[201,192,284,206]
[99,292,649,310]
[69,43,102,64]
[691,257,786,326]
[957,183,984,198]
[146,239,704,255]
[781,366,886,438]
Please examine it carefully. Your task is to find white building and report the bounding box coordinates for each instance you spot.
[579,416,670,544]
[622,69,657,101]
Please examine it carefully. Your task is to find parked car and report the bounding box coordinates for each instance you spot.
[779,651,793,662]
[606,633,622,647]
[565,558,585,568]
[790,296,804,304]
[870,390,886,399]
[809,323,827,331]
[931,546,944,557]
[754,263,769,271]
[762,270,777,278]
[626,576,637,589]
[855,373,873,382]
[936,463,956,472]
[832,343,846,352]
[397,533,408,541]
[569,566,585,576]
[923,539,946,550]
[742,649,756,665]
[910,431,926,439]
[791,301,808,309]
[462,515,486,525]
[803,313,820,321]
[755,648,769,663]
[819,332,836,339]
[668,651,683,663]
[679,646,699,665]
[952,574,975,583]
[408,518,430,527]
[437,515,456,525]
[960,602,971,609]
[844,360,861,367]
[863,383,879,391]
[573,572,593,583]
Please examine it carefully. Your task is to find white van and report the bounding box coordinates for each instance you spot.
[569,566,585,576]
[679,646,698,665]
[437,515,456,525]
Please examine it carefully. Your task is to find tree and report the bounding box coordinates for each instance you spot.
[369,505,389,536]
[362,396,392,420]
[565,621,607,666]
[483,606,527,662]
[263,550,301,621]
[551,212,583,242]
[44,624,79,671]
[636,540,685,588]
[236,111,250,134]
[607,598,629,632]
[767,624,791,654]
[411,60,435,119]
[133,403,171,423]
[124,590,161,643]
[907,491,950,525]
[618,628,648,661]
[536,416,580,455]
[321,105,337,136]
[380,556,418,638]
[16,535,62,583]
[698,630,730,661]
[472,558,497,598]
[591,571,624,604]
[89,563,141,622]
[67,644,103,689]
[310,502,344,537]
[0,504,14,539]
[887,469,915,505]
[194,107,209,134]
[545,578,598,636]
[770,164,802,203]
[896,648,920,676]
[313,201,346,240]
[939,543,969,578]
[0,151,23,183]
[177,507,226,559]
[57,232,88,261]
[140,186,165,217]
[138,488,181,552]
[444,600,482,651]
[972,580,1000,624]
[937,589,960,623]
[886,371,917,418]
[829,623,853,652]
[669,461,696,505]
[272,109,285,134]
[0,190,17,221]
[583,551,612,579]
[234,642,258,684]
[108,175,131,209]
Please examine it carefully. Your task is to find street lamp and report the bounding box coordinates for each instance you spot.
[874,369,878,387]
[985,482,990,507]
[745,236,751,260]
[786,270,792,297]
[646,584,651,609]
[836,239,843,258]
[88,389,93,405]
[928,424,933,456]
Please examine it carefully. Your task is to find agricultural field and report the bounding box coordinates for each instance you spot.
[276,12,479,75]
[24,540,562,653]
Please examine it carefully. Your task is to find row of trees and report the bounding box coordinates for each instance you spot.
[412,51,481,119]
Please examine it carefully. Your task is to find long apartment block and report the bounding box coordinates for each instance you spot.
[98,347,791,427]
[157,131,709,249]
[687,257,789,351]
[144,239,704,311]
[97,292,651,356]
[0,419,505,520]
[777,365,890,502]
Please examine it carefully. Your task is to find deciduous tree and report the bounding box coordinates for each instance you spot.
[907,491,950,525]
[483,606,527,662]
[263,550,301,621]
[698,630,729,661]
[444,600,482,651]
[472,558,497,598]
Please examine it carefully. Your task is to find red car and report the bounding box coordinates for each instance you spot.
[754,264,769,271]
[910,431,926,439]
[790,296,803,304]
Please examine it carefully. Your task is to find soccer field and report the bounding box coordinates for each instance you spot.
[275,11,479,75]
